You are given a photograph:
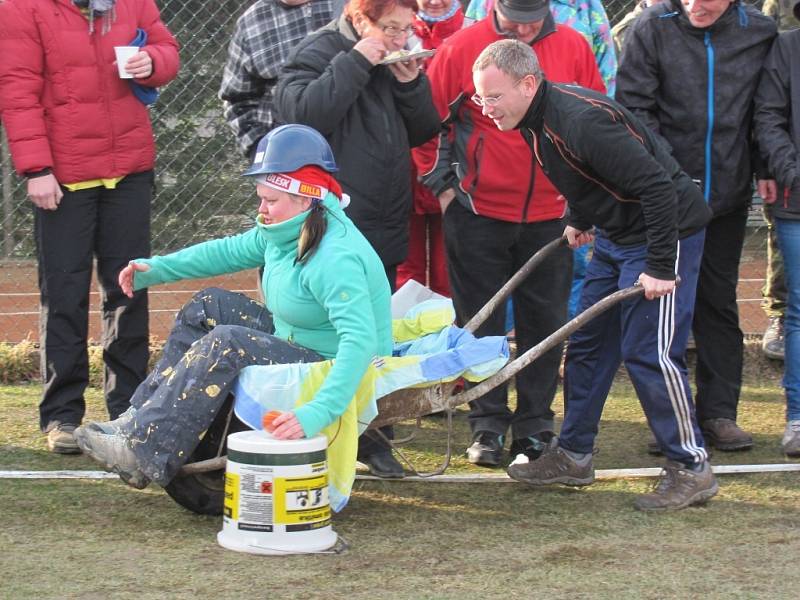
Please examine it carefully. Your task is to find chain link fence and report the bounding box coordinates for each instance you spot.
[0,0,771,343]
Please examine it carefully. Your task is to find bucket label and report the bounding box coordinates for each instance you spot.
[223,472,239,521]
[273,473,331,527]
[286,518,332,532]
[234,466,275,529]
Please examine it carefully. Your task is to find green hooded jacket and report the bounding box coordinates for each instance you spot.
[133,194,393,437]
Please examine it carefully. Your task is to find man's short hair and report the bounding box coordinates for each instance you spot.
[472,39,543,81]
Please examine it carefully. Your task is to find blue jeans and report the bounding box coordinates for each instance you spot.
[776,218,800,421]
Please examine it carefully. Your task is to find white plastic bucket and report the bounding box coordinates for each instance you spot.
[217,430,337,555]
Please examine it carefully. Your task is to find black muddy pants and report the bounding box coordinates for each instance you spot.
[36,171,152,432]
[443,203,572,439]
[121,288,323,485]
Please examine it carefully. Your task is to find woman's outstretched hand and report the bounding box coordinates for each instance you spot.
[119,261,150,298]
[270,411,306,440]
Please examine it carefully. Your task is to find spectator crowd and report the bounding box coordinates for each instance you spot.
[0,0,798,513]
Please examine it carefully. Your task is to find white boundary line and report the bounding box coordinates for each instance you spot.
[2,464,799,482]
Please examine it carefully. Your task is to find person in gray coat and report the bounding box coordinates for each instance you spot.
[754,3,800,456]
[616,0,776,453]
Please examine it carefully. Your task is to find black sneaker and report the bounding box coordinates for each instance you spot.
[360,451,405,479]
[509,431,555,462]
[466,431,504,467]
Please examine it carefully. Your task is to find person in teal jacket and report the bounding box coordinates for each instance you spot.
[73,125,393,489]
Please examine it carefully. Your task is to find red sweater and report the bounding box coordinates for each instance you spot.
[0,0,180,184]
[414,16,604,223]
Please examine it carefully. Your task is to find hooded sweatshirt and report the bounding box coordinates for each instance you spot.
[133,194,393,437]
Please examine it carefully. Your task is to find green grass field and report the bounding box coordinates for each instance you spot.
[2,369,799,599]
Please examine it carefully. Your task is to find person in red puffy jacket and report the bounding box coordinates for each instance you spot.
[395,0,464,296]
[0,0,179,454]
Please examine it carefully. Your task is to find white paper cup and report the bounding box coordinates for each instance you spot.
[114,46,139,79]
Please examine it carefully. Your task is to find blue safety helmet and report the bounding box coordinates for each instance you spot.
[242,124,338,177]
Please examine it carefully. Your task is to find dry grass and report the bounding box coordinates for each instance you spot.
[0,339,38,384]
[1,370,799,599]
[0,340,164,388]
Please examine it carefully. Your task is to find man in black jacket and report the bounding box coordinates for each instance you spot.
[616,0,777,452]
[472,39,716,511]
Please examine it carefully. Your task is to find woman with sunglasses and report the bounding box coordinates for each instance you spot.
[275,0,441,477]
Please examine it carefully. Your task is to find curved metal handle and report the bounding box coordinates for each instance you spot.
[450,284,645,409]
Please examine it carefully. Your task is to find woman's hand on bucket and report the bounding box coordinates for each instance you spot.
[270,411,306,440]
[119,261,150,298]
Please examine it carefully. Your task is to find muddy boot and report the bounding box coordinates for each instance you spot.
[88,407,137,436]
[507,438,594,486]
[46,423,82,455]
[360,451,405,479]
[74,424,150,489]
[701,418,753,451]
[634,461,718,511]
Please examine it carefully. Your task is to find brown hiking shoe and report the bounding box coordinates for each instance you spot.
[634,461,718,511]
[701,418,753,451]
[506,438,594,486]
[47,424,81,454]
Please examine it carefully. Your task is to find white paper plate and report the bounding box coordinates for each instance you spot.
[381,49,436,65]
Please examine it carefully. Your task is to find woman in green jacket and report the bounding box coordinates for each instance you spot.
[74,124,393,490]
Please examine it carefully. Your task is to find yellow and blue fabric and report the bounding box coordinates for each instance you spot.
[232,299,509,512]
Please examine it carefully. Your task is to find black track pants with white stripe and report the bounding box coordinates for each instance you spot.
[561,230,708,465]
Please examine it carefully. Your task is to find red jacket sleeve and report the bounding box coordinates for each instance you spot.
[0,1,53,175]
[411,39,468,195]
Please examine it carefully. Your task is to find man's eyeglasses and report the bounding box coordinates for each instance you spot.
[470,78,524,108]
[377,22,415,38]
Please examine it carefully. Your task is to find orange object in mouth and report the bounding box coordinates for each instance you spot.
[261,410,281,432]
